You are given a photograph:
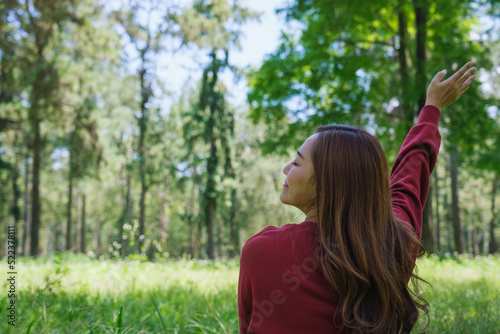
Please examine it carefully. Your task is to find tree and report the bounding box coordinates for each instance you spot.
[60,0,116,252]
[247,0,497,254]
[0,0,25,257]
[173,0,258,258]
[429,0,495,253]
[248,0,403,155]
[113,0,172,252]
[476,37,500,254]
[9,0,86,256]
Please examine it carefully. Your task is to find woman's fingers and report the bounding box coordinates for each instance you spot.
[457,67,477,86]
[432,70,447,84]
[461,74,477,88]
[448,61,474,82]
[459,76,476,95]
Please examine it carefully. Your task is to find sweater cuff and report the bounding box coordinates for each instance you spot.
[418,105,441,126]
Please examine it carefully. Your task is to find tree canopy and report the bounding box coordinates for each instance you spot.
[0,0,498,258]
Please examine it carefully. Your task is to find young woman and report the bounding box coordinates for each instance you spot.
[238,62,477,334]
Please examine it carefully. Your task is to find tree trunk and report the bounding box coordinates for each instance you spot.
[29,39,50,257]
[121,172,132,257]
[54,225,62,252]
[10,160,21,256]
[94,220,101,256]
[422,184,435,253]
[206,137,217,259]
[157,182,170,255]
[30,117,41,256]
[80,194,86,253]
[206,196,216,258]
[216,214,223,258]
[22,158,30,256]
[222,109,239,257]
[118,167,131,257]
[450,143,465,253]
[189,177,200,258]
[476,215,481,255]
[66,175,73,251]
[434,170,441,252]
[202,51,222,260]
[443,181,453,253]
[473,213,480,255]
[229,187,239,257]
[397,0,412,133]
[138,67,150,253]
[75,192,80,253]
[481,210,487,255]
[188,215,195,258]
[466,210,473,254]
[489,175,498,254]
[414,0,427,112]
[42,223,50,256]
[139,166,146,253]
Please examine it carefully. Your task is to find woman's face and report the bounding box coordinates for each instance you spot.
[280,134,317,215]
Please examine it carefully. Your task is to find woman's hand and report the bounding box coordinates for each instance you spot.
[425,61,477,110]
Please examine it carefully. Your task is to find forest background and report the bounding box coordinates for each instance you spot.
[1,0,500,261]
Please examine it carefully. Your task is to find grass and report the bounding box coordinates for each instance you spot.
[413,254,500,333]
[0,253,499,333]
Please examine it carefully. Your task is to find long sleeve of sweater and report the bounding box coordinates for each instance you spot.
[390,105,442,239]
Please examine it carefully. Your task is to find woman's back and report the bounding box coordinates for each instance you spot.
[239,221,339,333]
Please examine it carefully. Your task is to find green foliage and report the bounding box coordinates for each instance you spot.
[0,0,498,261]
[248,0,401,154]
[171,0,260,51]
[247,0,498,162]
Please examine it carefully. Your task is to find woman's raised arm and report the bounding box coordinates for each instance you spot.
[390,61,477,237]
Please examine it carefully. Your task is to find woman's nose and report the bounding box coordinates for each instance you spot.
[283,163,290,175]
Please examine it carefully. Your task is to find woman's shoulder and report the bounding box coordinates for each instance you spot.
[242,221,316,257]
[246,221,314,243]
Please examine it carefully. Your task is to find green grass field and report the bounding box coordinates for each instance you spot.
[1,253,499,333]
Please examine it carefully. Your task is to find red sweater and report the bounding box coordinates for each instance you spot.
[238,105,441,333]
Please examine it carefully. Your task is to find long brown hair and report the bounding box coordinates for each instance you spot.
[311,125,428,333]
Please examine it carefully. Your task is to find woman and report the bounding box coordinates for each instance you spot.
[238,62,477,334]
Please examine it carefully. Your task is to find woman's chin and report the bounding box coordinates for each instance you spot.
[279,193,288,204]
